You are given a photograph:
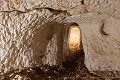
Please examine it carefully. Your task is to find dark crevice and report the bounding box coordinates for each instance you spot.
[35,7,71,16]
[0,7,68,14]
[43,7,67,13]
[100,21,109,35]
[0,10,27,13]
[0,7,72,16]
[81,0,84,5]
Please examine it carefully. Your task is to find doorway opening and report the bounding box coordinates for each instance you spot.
[62,23,84,70]
[67,23,82,54]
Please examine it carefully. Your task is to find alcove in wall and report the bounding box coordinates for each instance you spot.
[63,23,83,62]
[68,24,81,53]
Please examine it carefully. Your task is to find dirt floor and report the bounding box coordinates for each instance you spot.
[1,53,120,80]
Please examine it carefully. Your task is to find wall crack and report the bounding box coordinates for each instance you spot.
[81,0,84,5]
[0,7,70,15]
[100,20,109,35]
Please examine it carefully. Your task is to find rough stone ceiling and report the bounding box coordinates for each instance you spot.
[0,0,120,19]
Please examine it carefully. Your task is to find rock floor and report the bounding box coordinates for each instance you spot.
[1,54,120,80]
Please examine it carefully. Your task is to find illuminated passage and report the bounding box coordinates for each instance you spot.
[68,24,82,53]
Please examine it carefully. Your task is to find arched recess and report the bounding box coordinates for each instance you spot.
[68,23,82,54]
[63,23,83,62]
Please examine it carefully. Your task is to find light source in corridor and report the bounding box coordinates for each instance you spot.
[68,24,82,54]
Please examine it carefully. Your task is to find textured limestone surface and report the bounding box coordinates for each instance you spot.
[67,12,120,71]
[1,0,120,74]
[0,8,69,73]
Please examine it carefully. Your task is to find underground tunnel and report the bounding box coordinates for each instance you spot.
[1,0,120,79]
[63,23,83,63]
[68,23,82,54]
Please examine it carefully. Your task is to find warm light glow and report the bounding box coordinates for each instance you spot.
[68,25,81,53]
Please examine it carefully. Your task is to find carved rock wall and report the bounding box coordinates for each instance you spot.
[0,9,69,73]
[1,0,120,73]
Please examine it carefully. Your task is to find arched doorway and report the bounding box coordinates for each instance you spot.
[67,23,82,54]
[63,23,83,62]
[62,23,83,69]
